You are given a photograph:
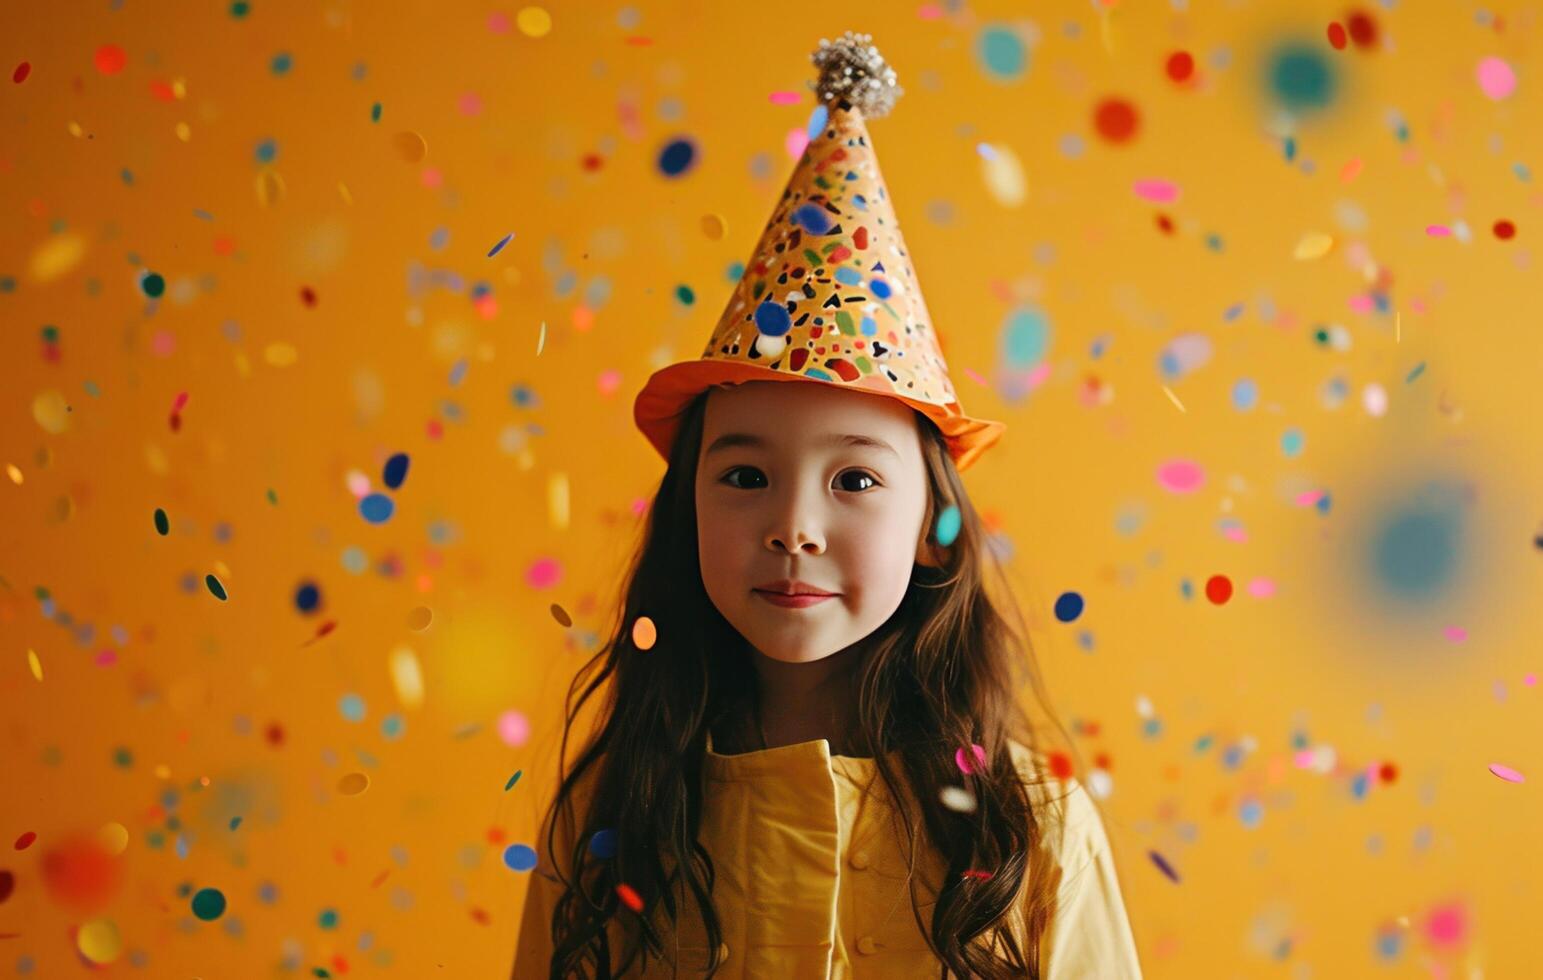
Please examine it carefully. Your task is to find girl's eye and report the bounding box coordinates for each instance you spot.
[720,467,879,493]
[835,469,879,493]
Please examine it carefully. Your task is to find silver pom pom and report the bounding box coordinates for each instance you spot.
[809,30,902,119]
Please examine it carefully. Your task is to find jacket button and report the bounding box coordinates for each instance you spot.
[718,942,729,961]
[856,935,878,955]
[849,849,870,869]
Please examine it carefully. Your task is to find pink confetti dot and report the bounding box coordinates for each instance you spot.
[1475,56,1516,100]
[526,556,562,589]
[1294,490,1325,507]
[596,369,622,396]
[954,743,987,775]
[1156,459,1205,494]
[1524,672,1537,686]
[487,11,511,33]
[768,91,801,105]
[1132,178,1179,203]
[1442,625,1468,643]
[1424,900,1469,950]
[1488,763,1524,783]
[457,92,483,116]
[420,167,443,188]
[1426,225,1452,236]
[1246,577,1276,598]
[151,330,177,356]
[785,128,809,161]
[497,709,530,747]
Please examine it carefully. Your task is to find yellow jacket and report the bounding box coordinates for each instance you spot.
[512,732,1142,978]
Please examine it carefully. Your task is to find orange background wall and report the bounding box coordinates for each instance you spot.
[3,0,1540,976]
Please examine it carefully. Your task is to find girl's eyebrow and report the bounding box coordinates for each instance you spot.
[704,432,899,460]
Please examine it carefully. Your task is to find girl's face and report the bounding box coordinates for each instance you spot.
[695,380,934,666]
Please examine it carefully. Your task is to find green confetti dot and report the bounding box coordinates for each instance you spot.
[229,816,242,831]
[141,272,165,298]
[370,102,382,122]
[675,284,695,305]
[205,574,228,601]
[154,508,169,535]
[230,1,250,16]
[266,487,278,505]
[505,770,523,791]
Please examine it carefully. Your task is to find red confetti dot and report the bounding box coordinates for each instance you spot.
[1378,761,1399,784]
[615,882,643,912]
[961,868,994,881]
[300,285,317,307]
[1093,752,1112,771]
[581,153,604,172]
[213,235,235,256]
[264,722,286,747]
[94,44,127,76]
[1164,51,1194,83]
[0,869,13,904]
[1093,97,1139,143]
[1205,574,1233,604]
[1045,751,1075,780]
[14,832,36,851]
[13,62,31,84]
[1155,213,1175,235]
[1494,219,1516,240]
[469,906,491,925]
[1326,22,1347,50]
[1347,10,1378,48]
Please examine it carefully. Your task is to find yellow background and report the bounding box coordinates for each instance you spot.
[4,0,1541,975]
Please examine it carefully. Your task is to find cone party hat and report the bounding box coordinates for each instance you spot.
[633,31,1005,472]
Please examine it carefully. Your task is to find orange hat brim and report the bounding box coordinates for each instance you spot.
[633,359,1005,473]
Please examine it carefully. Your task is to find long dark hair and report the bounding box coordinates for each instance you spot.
[534,388,1079,978]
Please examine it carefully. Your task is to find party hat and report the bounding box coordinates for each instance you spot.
[634,30,1005,471]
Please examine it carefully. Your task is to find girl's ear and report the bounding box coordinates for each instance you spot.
[915,520,947,568]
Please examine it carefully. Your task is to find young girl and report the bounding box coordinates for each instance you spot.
[512,32,1141,980]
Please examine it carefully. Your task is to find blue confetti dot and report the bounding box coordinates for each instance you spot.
[978,26,1027,81]
[382,714,404,739]
[791,203,831,235]
[1238,799,1263,828]
[359,492,394,524]
[504,843,538,872]
[254,138,277,164]
[318,908,339,929]
[1001,307,1050,368]
[754,300,792,338]
[657,137,697,178]
[270,52,292,76]
[339,693,365,722]
[806,103,828,141]
[933,505,961,548]
[1232,378,1258,411]
[383,453,410,490]
[588,828,618,858]
[294,581,321,613]
[1267,43,1335,112]
[1053,591,1084,623]
[1281,427,1304,458]
[869,278,891,300]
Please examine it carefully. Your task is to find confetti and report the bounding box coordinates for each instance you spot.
[549,603,572,628]
[191,887,226,920]
[337,772,370,795]
[1156,459,1205,494]
[382,452,409,490]
[615,882,643,912]
[516,6,552,37]
[77,917,122,963]
[1476,56,1516,100]
[933,504,961,548]
[27,648,42,681]
[389,645,424,708]
[1293,232,1334,260]
[13,62,31,84]
[205,573,228,601]
[700,214,726,240]
[1054,592,1084,623]
[1093,97,1139,143]
[94,44,127,75]
[1164,51,1194,82]
[359,492,394,524]
[631,615,657,651]
[657,137,697,178]
[153,507,169,535]
[1488,763,1524,783]
[954,743,987,775]
[1148,849,1181,883]
[1205,575,1233,604]
[504,770,523,791]
[487,231,513,257]
[393,130,427,163]
[939,786,977,813]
